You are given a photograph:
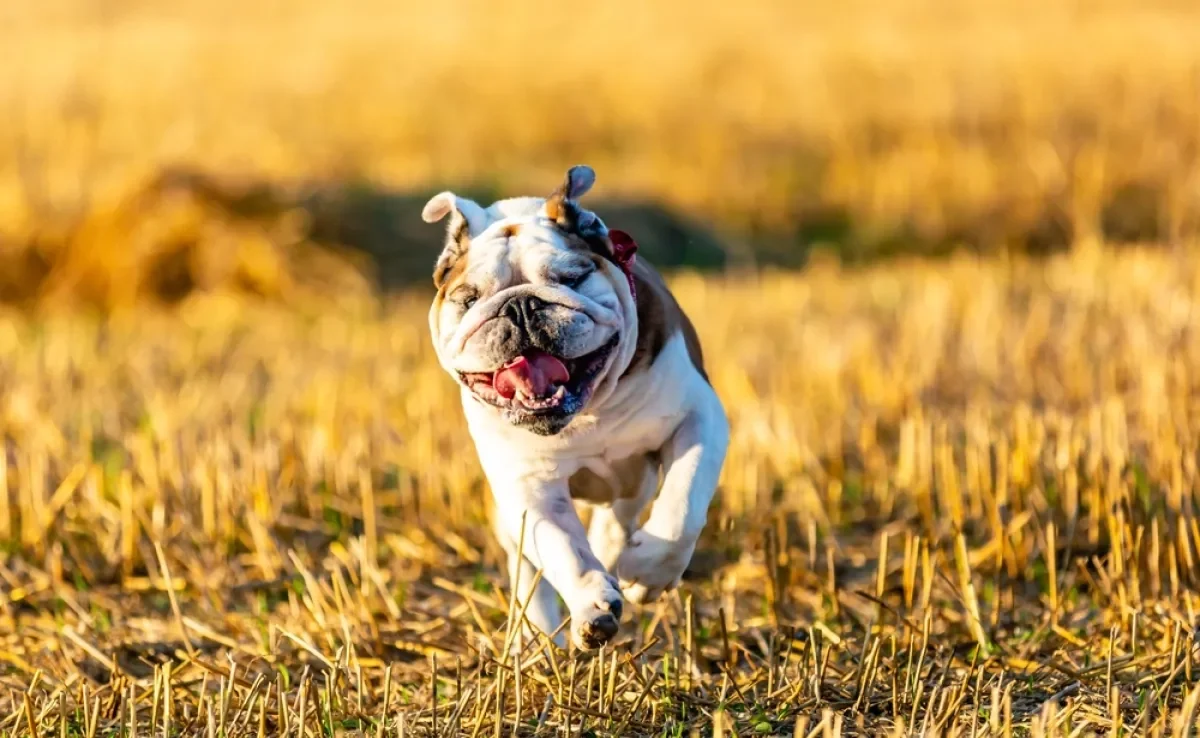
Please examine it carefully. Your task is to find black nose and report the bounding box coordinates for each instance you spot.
[503,295,545,328]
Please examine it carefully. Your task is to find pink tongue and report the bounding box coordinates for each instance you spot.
[494,351,570,400]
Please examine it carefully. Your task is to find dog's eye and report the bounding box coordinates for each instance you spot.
[560,269,593,290]
[450,288,479,309]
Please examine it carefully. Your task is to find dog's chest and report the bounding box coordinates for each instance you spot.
[567,451,659,503]
[464,332,698,492]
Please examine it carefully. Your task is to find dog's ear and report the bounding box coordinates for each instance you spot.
[543,165,596,221]
[422,191,488,230]
[423,192,489,288]
[543,165,611,256]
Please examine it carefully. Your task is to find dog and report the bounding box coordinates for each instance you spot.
[424,165,729,651]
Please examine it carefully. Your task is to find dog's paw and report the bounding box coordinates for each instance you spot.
[569,571,624,650]
[615,530,696,605]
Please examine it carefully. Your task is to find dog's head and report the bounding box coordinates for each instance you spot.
[425,166,639,436]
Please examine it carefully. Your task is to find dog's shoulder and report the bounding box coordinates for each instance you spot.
[622,258,707,381]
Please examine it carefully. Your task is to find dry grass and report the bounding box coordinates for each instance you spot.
[6,0,1200,735]
[2,247,1200,734]
[4,0,1200,264]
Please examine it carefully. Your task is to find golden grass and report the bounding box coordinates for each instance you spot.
[6,0,1200,734]
[3,247,1200,734]
[4,0,1200,259]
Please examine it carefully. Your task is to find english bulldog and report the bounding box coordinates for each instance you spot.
[424,165,729,651]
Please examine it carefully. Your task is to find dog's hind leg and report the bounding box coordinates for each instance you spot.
[588,460,659,573]
[615,384,729,606]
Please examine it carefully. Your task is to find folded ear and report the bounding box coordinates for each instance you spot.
[422,191,489,288]
[422,191,488,230]
[543,165,596,220]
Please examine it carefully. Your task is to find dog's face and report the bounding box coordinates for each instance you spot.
[425,166,637,436]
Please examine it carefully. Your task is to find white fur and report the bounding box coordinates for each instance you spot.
[467,334,727,650]
[427,176,729,651]
[422,191,489,234]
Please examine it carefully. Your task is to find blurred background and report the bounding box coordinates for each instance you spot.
[6,1,1200,733]
[4,0,1200,307]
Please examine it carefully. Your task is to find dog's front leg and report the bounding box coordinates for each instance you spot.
[616,388,729,604]
[492,475,624,651]
[495,516,566,651]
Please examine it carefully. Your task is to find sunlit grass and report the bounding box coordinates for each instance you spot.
[3,247,1200,734]
[3,0,1200,258]
[5,0,1200,732]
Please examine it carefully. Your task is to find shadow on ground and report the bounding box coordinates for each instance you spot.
[160,169,731,295]
[0,168,733,309]
[302,180,732,291]
[5,165,1176,309]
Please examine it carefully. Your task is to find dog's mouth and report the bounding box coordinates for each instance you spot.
[458,335,619,420]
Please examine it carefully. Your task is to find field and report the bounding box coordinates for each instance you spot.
[6,0,1200,735]
[2,248,1200,735]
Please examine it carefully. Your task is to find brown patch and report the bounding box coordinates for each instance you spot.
[433,244,470,292]
[568,453,659,503]
[621,258,707,380]
[545,202,704,379]
[500,224,520,238]
[544,195,564,221]
[432,220,472,288]
[453,219,471,250]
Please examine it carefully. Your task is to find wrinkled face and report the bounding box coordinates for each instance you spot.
[425,167,634,435]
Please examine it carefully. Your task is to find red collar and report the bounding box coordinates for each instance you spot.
[607,229,638,301]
